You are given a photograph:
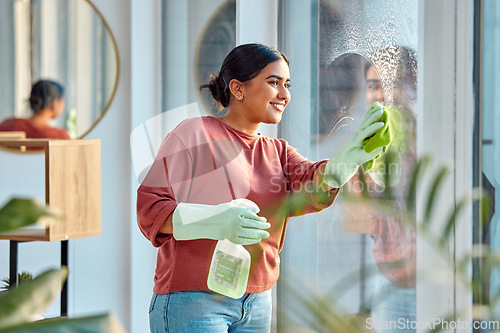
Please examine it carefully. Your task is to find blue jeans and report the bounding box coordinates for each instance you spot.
[149,290,272,333]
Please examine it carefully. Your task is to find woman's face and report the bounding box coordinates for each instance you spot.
[238,59,291,124]
[365,65,384,105]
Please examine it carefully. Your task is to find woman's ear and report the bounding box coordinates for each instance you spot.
[228,79,244,101]
[48,99,65,117]
[48,100,59,114]
[48,100,57,111]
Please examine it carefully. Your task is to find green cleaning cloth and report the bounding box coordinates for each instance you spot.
[362,104,392,171]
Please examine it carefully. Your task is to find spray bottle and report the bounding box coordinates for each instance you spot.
[207,199,255,299]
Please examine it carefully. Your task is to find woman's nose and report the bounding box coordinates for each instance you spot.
[279,85,291,101]
[374,88,384,103]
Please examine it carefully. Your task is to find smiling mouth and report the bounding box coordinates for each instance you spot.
[270,102,285,112]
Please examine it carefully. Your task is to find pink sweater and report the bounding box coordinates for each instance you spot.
[137,116,339,294]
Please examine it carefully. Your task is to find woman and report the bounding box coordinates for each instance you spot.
[137,43,387,332]
[0,80,70,139]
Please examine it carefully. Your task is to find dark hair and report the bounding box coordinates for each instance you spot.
[200,43,289,108]
[29,80,64,114]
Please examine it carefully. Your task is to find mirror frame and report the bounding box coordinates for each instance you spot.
[79,0,120,139]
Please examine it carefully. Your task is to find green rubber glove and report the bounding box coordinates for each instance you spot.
[172,198,271,245]
[362,103,392,171]
[323,102,385,188]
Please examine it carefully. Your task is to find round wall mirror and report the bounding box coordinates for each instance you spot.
[0,0,119,142]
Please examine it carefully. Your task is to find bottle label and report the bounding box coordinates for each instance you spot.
[210,249,242,290]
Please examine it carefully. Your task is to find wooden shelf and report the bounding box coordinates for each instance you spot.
[0,132,27,151]
[0,131,25,138]
[0,139,101,241]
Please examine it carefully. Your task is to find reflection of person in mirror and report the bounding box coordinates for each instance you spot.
[0,80,70,139]
[363,46,418,332]
[137,43,387,332]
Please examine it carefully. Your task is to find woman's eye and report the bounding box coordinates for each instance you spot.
[269,80,278,86]
[285,83,291,89]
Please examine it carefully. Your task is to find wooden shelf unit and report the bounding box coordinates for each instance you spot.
[0,139,101,241]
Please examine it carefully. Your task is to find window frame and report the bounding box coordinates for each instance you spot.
[416,1,475,330]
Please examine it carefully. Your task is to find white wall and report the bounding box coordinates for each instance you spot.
[71,0,132,328]
[129,0,162,332]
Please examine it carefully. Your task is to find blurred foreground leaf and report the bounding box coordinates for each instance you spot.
[0,199,125,332]
[0,268,68,330]
[0,198,58,233]
[278,275,367,333]
[0,313,127,333]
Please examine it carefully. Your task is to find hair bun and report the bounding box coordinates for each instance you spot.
[29,96,43,109]
[28,80,64,114]
[204,75,229,108]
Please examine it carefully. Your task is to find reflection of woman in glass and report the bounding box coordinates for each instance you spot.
[0,80,70,139]
[364,46,417,332]
[137,43,387,332]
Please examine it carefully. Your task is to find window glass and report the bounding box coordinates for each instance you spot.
[278,0,418,331]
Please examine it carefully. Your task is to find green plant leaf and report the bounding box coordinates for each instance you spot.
[406,155,431,210]
[0,198,58,233]
[479,192,492,230]
[0,267,68,330]
[440,196,468,247]
[0,313,126,333]
[278,276,366,333]
[440,189,489,248]
[423,166,449,225]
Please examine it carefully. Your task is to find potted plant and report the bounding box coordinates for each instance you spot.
[1,272,35,291]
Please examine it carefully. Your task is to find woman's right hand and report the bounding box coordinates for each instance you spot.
[172,199,271,245]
